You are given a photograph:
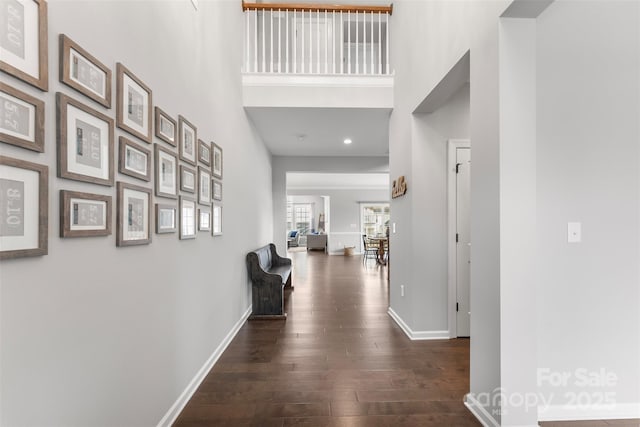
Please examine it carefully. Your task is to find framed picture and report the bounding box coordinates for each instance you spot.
[212,203,222,236]
[60,190,111,238]
[178,115,197,165]
[118,136,150,181]
[59,34,111,108]
[198,139,211,166]
[155,144,177,199]
[155,107,176,146]
[0,0,48,91]
[198,167,210,205]
[0,82,44,152]
[212,143,223,179]
[179,196,196,240]
[198,207,211,232]
[116,181,151,246]
[155,203,176,234]
[0,156,48,259]
[116,63,152,143]
[212,178,222,201]
[180,165,196,193]
[56,92,114,186]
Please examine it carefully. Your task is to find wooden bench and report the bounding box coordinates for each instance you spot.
[246,243,293,319]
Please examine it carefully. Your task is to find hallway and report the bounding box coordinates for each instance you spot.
[175,251,480,426]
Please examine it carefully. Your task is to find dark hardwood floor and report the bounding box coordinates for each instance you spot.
[174,251,640,427]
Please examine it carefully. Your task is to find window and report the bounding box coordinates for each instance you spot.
[287,200,313,235]
[361,203,390,237]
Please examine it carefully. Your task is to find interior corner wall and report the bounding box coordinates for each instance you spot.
[536,0,640,420]
[0,2,273,426]
[408,84,470,333]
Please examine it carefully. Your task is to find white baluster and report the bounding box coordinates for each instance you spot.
[325,10,328,74]
[385,12,389,74]
[316,9,320,74]
[253,9,258,72]
[378,11,381,75]
[245,8,249,72]
[355,11,359,74]
[363,11,367,74]
[261,10,265,72]
[302,10,305,73]
[293,11,297,73]
[277,9,281,73]
[332,10,336,74]
[347,11,351,74]
[370,11,374,74]
[270,9,273,72]
[309,9,314,73]
[340,11,344,74]
[286,9,289,74]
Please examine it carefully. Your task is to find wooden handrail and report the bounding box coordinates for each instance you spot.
[241,1,393,15]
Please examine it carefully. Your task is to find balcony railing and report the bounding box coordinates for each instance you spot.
[242,2,393,75]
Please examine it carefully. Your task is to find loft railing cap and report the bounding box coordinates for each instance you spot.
[241,1,393,15]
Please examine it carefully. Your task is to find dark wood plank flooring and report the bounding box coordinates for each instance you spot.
[174,251,639,427]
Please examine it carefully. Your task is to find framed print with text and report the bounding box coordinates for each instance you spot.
[116,181,151,247]
[155,107,176,146]
[0,82,44,152]
[118,136,150,182]
[0,0,48,91]
[198,167,210,205]
[155,144,177,199]
[179,196,196,240]
[0,156,48,259]
[198,139,210,166]
[116,62,152,143]
[212,178,222,201]
[212,143,222,179]
[198,207,210,232]
[60,190,111,238]
[59,34,111,108]
[179,164,196,193]
[212,203,222,236]
[155,203,176,234]
[178,115,196,165]
[56,92,114,186]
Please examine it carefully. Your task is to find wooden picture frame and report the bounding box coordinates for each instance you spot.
[198,207,211,232]
[155,107,176,146]
[0,82,44,152]
[198,139,211,166]
[155,203,176,234]
[116,181,151,247]
[0,0,48,91]
[179,195,196,240]
[0,156,48,259]
[155,144,178,199]
[180,165,196,193]
[198,167,211,205]
[178,115,197,165]
[116,63,152,143]
[212,178,222,201]
[118,136,151,182]
[59,34,111,108]
[56,92,114,186]
[212,203,222,236]
[212,142,223,179]
[60,190,111,238]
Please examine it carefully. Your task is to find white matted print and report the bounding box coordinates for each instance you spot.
[0,157,48,258]
[179,196,196,240]
[178,115,197,165]
[60,190,111,238]
[0,82,43,152]
[155,203,176,234]
[212,142,222,179]
[116,182,151,246]
[212,203,222,236]
[198,167,210,205]
[118,136,150,182]
[116,63,152,143]
[155,145,177,199]
[0,0,48,91]
[198,208,211,232]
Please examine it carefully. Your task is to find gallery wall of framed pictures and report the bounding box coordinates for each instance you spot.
[0,0,226,259]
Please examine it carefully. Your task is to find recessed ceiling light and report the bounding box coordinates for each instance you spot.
[343,138,352,145]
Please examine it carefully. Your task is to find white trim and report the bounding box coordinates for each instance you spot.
[156,305,252,427]
[538,402,640,422]
[288,185,388,191]
[447,139,471,338]
[242,73,395,87]
[387,307,449,340]
[464,393,501,427]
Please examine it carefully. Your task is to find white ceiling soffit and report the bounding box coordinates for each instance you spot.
[287,172,390,190]
[246,107,391,157]
[501,0,554,18]
[413,50,470,114]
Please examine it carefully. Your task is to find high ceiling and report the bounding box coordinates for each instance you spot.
[245,107,390,157]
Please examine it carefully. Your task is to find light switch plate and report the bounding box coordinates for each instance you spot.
[392,223,396,233]
[568,222,581,243]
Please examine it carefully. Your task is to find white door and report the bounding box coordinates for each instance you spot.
[456,147,471,337]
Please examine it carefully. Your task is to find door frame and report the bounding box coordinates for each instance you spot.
[447,139,470,338]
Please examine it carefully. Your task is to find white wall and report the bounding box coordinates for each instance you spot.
[536,0,640,420]
[272,156,389,254]
[0,2,273,426]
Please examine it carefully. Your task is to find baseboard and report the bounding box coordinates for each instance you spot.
[464,393,501,427]
[538,402,640,422]
[387,307,450,340]
[156,305,252,427]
